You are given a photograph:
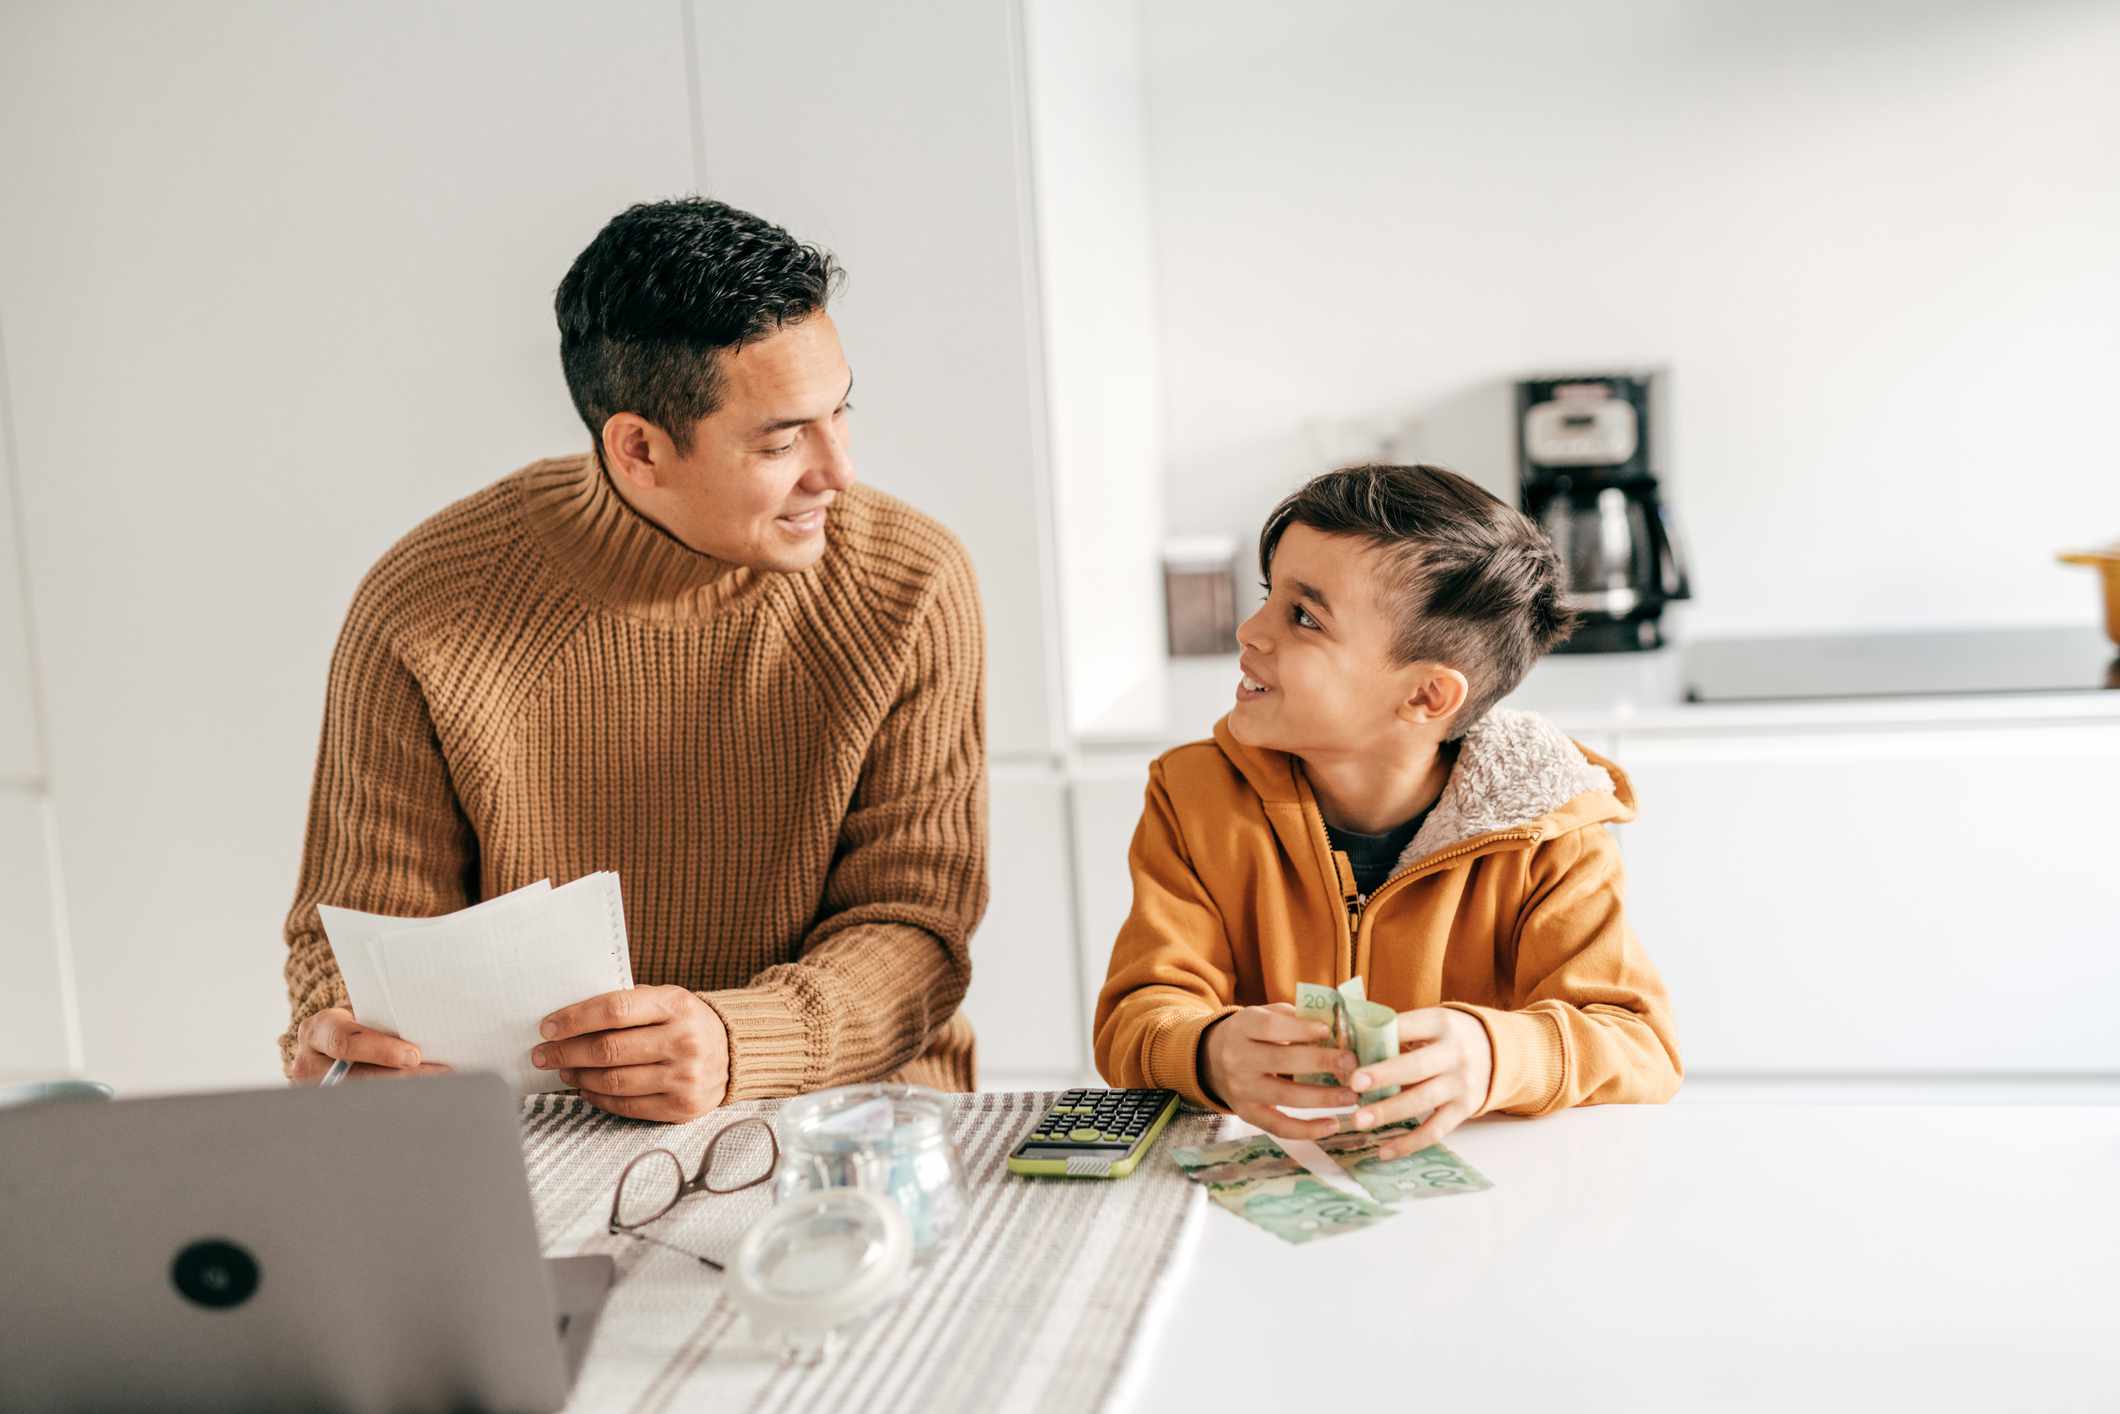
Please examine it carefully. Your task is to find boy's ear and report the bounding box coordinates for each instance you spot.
[1397,665,1470,731]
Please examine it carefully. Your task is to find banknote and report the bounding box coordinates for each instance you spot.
[1168,1132,1310,1186]
[1202,1172,1397,1245]
[1169,1130,1297,1173]
[1335,1141,1493,1204]
[1294,977,1400,1101]
[1293,981,1343,1082]
[1173,1121,1488,1242]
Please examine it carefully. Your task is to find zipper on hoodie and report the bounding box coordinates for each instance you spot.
[1309,796,1362,983]
[1309,790,1541,981]
[1341,883,1362,984]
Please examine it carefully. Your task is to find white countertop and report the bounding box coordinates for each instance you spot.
[1137,1104,2120,1413]
[1076,641,2120,754]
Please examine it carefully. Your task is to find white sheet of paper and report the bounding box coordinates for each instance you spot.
[318,874,632,1094]
[321,879,553,1037]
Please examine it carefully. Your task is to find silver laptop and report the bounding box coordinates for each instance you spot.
[0,1073,614,1413]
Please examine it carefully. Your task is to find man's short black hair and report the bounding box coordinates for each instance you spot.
[1259,464,1577,738]
[555,197,842,460]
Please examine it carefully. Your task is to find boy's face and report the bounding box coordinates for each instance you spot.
[1229,525,1458,758]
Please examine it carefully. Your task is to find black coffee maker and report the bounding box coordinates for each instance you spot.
[1516,371,1691,653]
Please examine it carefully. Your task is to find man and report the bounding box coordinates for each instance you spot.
[281,198,988,1121]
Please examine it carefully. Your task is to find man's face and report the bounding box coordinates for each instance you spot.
[645,311,855,573]
[1228,525,1435,757]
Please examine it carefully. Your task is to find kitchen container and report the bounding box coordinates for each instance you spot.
[1163,536,1239,657]
[773,1083,967,1261]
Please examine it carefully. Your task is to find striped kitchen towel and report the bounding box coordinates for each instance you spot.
[518,1090,1215,1414]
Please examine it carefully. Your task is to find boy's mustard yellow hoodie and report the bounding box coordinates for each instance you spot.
[1094,707,1682,1116]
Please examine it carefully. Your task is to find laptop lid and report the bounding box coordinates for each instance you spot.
[0,1073,577,1413]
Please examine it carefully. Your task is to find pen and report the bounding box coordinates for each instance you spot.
[320,1058,351,1087]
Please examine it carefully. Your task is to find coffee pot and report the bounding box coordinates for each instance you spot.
[1517,372,1691,653]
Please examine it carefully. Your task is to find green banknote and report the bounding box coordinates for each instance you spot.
[1313,1118,1421,1154]
[1341,991,1400,1104]
[1292,981,1343,1085]
[1335,1142,1493,1204]
[1293,977,1400,1101]
[1172,1121,1488,1243]
[1169,1132,1308,1186]
[1203,1172,1397,1245]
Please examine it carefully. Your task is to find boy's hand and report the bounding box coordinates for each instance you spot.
[1344,1007,1494,1158]
[1199,1003,1364,1142]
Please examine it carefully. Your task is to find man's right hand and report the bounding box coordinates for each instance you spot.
[289,1007,450,1083]
[1198,1002,1362,1142]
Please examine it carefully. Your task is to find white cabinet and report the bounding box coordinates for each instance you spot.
[1061,710,2120,1086]
[961,770,1087,1083]
[1613,722,2120,1074]
[1066,759,1157,1070]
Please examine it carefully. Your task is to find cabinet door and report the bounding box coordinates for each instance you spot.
[961,771,1086,1083]
[0,789,74,1080]
[1067,761,1158,1064]
[1613,724,2120,1073]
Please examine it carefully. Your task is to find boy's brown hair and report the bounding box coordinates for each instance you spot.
[1258,464,1576,738]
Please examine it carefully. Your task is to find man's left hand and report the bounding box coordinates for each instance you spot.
[1343,1007,1494,1159]
[533,985,729,1123]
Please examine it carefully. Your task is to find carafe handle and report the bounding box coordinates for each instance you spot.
[1653,503,1692,602]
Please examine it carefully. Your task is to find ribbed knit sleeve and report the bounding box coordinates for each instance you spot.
[278,568,477,1073]
[701,533,989,1100]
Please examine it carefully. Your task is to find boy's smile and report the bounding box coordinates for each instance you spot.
[1230,522,1472,834]
[1230,524,1417,755]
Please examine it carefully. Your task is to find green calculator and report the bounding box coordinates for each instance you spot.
[1006,1088,1179,1178]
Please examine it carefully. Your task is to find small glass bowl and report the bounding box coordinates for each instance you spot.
[773,1083,967,1261]
[729,1187,911,1364]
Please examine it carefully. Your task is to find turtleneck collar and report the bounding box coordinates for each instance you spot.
[517,452,767,622]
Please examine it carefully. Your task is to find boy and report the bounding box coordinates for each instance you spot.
[1095,464,1680,1158]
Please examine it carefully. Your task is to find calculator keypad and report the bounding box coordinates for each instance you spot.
[1021,1089,1174,1152]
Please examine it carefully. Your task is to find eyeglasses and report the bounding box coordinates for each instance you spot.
[607,1116,779,1271]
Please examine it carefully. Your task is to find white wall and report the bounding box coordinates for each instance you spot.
[0,0,1106,1094]
[1022,0,1168,738]
[0,327,39,791]
[1139,0,2120,634]
[0,1,696,1092]
[687,0,1066,759]
[0,332,78,1079]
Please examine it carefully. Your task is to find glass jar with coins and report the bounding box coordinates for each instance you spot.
[772,1083,967,1261]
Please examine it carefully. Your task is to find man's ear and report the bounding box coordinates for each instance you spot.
[600,413,669,490]
[1397,665,1470,731]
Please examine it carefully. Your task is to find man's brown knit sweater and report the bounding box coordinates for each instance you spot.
[280,452,988,1098]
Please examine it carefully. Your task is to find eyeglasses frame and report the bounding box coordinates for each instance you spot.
[606,1115,780,1271]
